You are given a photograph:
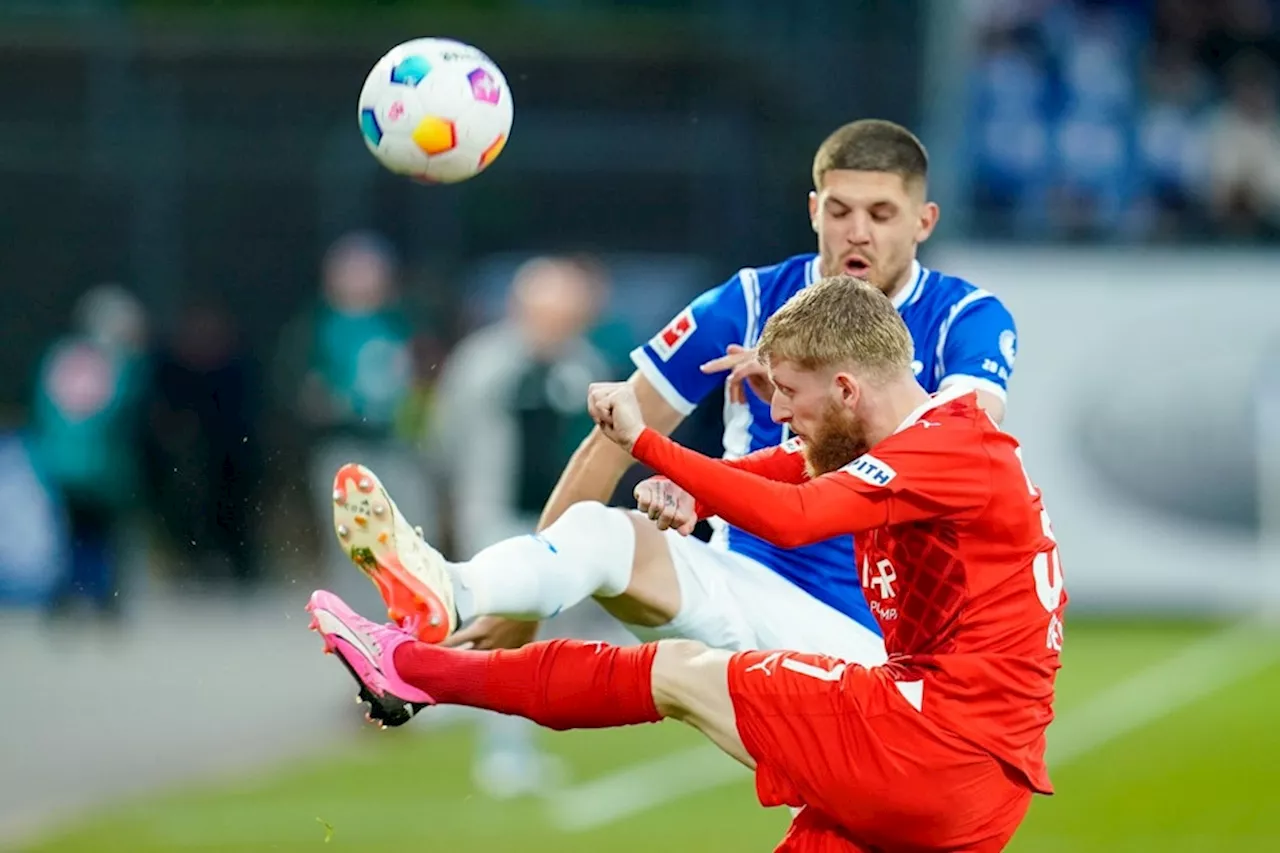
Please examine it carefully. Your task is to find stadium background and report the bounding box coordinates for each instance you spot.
[1,0,1278,850]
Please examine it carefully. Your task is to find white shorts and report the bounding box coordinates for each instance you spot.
[628,529,888,667]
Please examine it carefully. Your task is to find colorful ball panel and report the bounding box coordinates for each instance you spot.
[412,116,458,156]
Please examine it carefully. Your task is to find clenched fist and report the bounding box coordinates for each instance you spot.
[587,382,646,450]
[633,476,698,536]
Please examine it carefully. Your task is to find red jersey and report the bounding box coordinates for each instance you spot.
[631,388,1066,794]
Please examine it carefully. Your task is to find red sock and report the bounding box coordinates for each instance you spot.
[392,639,663,730]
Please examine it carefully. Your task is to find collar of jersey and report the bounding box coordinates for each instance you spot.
[890,261,926,310]
[806,258,925,311]
[892,383,973,434]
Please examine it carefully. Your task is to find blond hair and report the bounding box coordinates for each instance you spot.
[812,119,929,192]
[757,276,913,381]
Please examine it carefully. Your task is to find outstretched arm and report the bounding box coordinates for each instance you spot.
[588,382,988,549]
[632,439,811,534]
[630,428,888,548]
[691,439,810,519]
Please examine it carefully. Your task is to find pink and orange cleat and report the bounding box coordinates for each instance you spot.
[306,589,432,728]
[331,463,458,643]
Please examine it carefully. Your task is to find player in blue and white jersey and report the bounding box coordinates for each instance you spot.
[329,119,1018,672]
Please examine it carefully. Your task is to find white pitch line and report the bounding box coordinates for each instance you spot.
[544,618,1280,833]
[543,743,748,832]
[1046,617,1280,767]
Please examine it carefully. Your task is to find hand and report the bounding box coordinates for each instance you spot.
[699,345,774,405]
[587,381,646,450]
[442,615,540,650]
[633,476,698,536]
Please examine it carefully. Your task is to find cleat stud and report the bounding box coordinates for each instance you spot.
[428,614,440,627]
[308,617,319,631]
[332,489,343,504]
[357,477,373,493]
[337,524,349,538]
[372,504,386,516]
[377,532,389,544]
[354,515,368,527]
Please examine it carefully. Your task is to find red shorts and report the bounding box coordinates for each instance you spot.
[729,651,1033,853]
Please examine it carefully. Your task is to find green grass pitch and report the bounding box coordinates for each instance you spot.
[19,620,1280,852]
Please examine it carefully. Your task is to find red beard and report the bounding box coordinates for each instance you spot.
[801,400,870,477]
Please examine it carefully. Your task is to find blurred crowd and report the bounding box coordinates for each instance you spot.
[967,0,1280,241]
[0,232,649,626]
[0,231,711,799]
[4,0,1276,616]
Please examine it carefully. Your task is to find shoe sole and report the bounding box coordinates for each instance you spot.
[305,596,423,729]
[331,463,452,644]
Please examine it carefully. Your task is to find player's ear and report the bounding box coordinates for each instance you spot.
[833,371,860,408]
[916,201,940,242]
[808,191,819,231]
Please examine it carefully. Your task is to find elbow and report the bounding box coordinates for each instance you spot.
[771,534,807,550]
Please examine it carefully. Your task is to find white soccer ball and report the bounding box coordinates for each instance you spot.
[357,37,513,184]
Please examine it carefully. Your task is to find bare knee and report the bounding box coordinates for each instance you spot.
[650,639,753,768]
[651,638,733,720]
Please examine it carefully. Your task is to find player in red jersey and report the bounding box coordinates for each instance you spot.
[305,275,1065,852]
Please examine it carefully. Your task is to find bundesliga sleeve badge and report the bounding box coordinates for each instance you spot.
[650,308,698,362]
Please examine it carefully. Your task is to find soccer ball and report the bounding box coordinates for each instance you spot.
[357,38,513,184]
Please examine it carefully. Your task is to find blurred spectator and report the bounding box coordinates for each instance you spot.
[1046,0,1143,239]
[145,295,263,590]
[430,255,614,799]
[1204,50,1280,239]
[968,14,1055,236]
[570,253,637,379]
[433,255,611,556]
[966,0,1280,242]
[29,284,149,622]
[1138,44,1212,239]
[276,231,434,610]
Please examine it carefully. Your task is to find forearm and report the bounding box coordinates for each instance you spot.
[692,442,809,519]
[720,442,809,482]
[632,429,880,547]
[536,428,636,531]
[539,371,685,531]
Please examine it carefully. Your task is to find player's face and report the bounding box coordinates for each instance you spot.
[808,170,939,297]
[769,360,870,476]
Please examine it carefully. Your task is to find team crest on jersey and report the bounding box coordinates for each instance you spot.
[650,308,697,362]
[780,436,805,454]
[840,453,897,488]
[999,329,1017,369]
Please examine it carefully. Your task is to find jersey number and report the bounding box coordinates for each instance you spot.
[1014,448,1066,650]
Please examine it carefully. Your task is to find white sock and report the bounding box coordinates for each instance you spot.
[447,501,636,622]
